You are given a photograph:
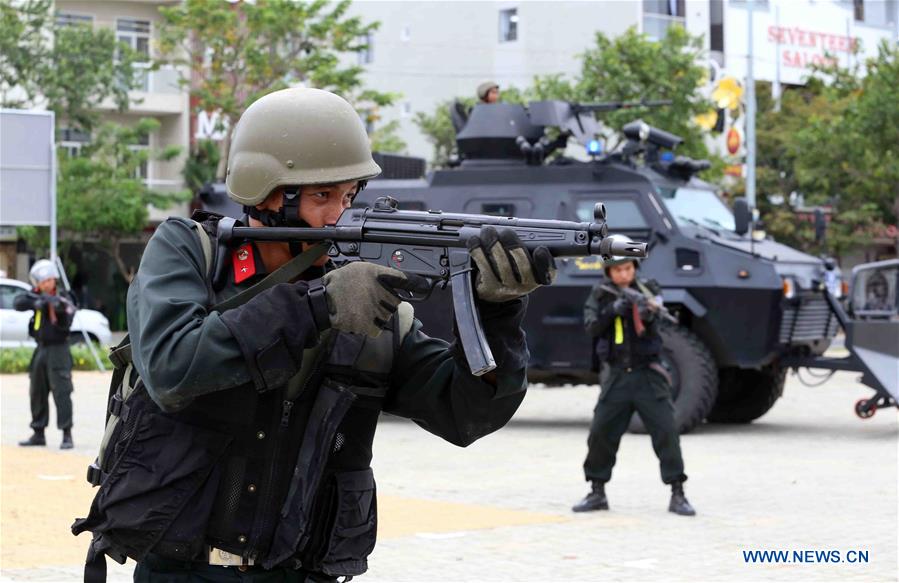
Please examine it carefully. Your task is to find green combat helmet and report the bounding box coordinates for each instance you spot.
[226,87,382,210]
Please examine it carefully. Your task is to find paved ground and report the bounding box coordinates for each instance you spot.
[1,368,896,582]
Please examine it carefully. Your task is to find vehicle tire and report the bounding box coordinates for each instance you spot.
[628,323,718,435]
[707,365,786,423]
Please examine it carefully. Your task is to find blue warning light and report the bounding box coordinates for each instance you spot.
[660,151,675,162]
[587,139,602,155]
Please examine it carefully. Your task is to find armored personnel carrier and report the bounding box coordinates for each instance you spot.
[357,101,848,433]
[199,101,896,432]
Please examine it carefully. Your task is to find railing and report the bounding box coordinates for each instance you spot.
[642,14,685,41]
[131,64,183,95]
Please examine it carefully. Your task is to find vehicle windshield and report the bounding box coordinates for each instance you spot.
[658,187,736,232]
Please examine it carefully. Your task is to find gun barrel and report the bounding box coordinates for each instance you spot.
[599,234,648,258]
[230,200,648,260]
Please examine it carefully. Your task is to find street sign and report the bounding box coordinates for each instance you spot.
[0,109,56,257]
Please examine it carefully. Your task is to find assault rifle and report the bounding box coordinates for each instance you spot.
[219,195,647,376]
[600,284,679,325]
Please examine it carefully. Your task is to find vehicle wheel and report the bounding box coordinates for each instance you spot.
[628,323,719,435]
[707,365,787,423]
[854,398,875,419]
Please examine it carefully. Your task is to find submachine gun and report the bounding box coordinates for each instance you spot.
[600,284,679,327]
[218,195,647,376]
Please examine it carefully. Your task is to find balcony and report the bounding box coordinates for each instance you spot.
[643,14,685,41]
[131,64,182,94]
[128,66,187,116]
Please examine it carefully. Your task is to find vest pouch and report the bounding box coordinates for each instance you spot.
[320,468,377,577]
[72,408,231,562]
[264,379,356,569]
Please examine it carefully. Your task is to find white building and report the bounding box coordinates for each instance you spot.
[349,0,897,160]
[55,0,191,221]
[44,1,899,172]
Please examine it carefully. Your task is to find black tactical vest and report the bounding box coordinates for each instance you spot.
[72,215,410,578]
[593,280,663,368]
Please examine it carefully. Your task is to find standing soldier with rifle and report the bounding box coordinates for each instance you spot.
[573,256,696,516]
[73,88,566,582]
[16,259,76,450]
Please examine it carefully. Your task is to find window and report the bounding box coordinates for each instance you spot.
[402,101,412,117]
[357,32,374,65]
[499,8,518,42]
[482,203,516,217]
[658,187,736,231]
[0,285,28,309]
[400,25,411,42]
[130,131,151,182]
[852,264,898,315]
[117,18,151,91]
[56,13,93,27]
[852,0,897,27]
[59,127,91,157]
[643,0,685,41]
[577,199,648,229]
[709,0,724,63]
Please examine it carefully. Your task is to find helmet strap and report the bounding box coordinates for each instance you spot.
[243,187,309,257]
[243,186,310,229]
[243,182,366,257]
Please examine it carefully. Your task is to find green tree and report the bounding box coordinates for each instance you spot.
[182,139,221,194]
[0,0,138,132]
[157,0,399,178]
[20,119,189,281]
[415,27,718,174]
[572,27,714,162]
[754,42,899,257]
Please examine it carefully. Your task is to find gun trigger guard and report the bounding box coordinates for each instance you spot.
[397,277,440,303]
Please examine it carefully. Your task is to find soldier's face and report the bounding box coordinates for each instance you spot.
[258,181,358,227]
[37,278,57,294]
[608,263,636,287]
[486,88,499,103]
[257,181,359,266]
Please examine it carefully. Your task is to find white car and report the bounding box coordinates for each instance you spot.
[0,277,112,347]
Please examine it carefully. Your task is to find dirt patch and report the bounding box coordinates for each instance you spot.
[0,445,97,570]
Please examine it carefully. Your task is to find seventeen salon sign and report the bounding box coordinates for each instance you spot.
[767,26,858,68]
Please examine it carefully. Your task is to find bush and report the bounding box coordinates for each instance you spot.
[0,343,112,374]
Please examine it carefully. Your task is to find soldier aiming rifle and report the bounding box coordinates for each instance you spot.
[574,256,696,516]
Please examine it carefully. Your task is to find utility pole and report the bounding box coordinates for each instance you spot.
[773,3,781,112]
[746,0,757,210]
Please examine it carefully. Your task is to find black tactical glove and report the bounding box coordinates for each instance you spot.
[467,226,556,303]
[637,299,657,321]
[322,262,430,337]
[612,297,631,316]
[221,281,328,392]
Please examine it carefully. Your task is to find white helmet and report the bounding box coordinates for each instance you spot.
[29,259,59,287]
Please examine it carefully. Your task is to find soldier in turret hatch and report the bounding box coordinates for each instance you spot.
[476,80,500,104]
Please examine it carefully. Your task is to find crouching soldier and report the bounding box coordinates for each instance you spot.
[72,87,556,582]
